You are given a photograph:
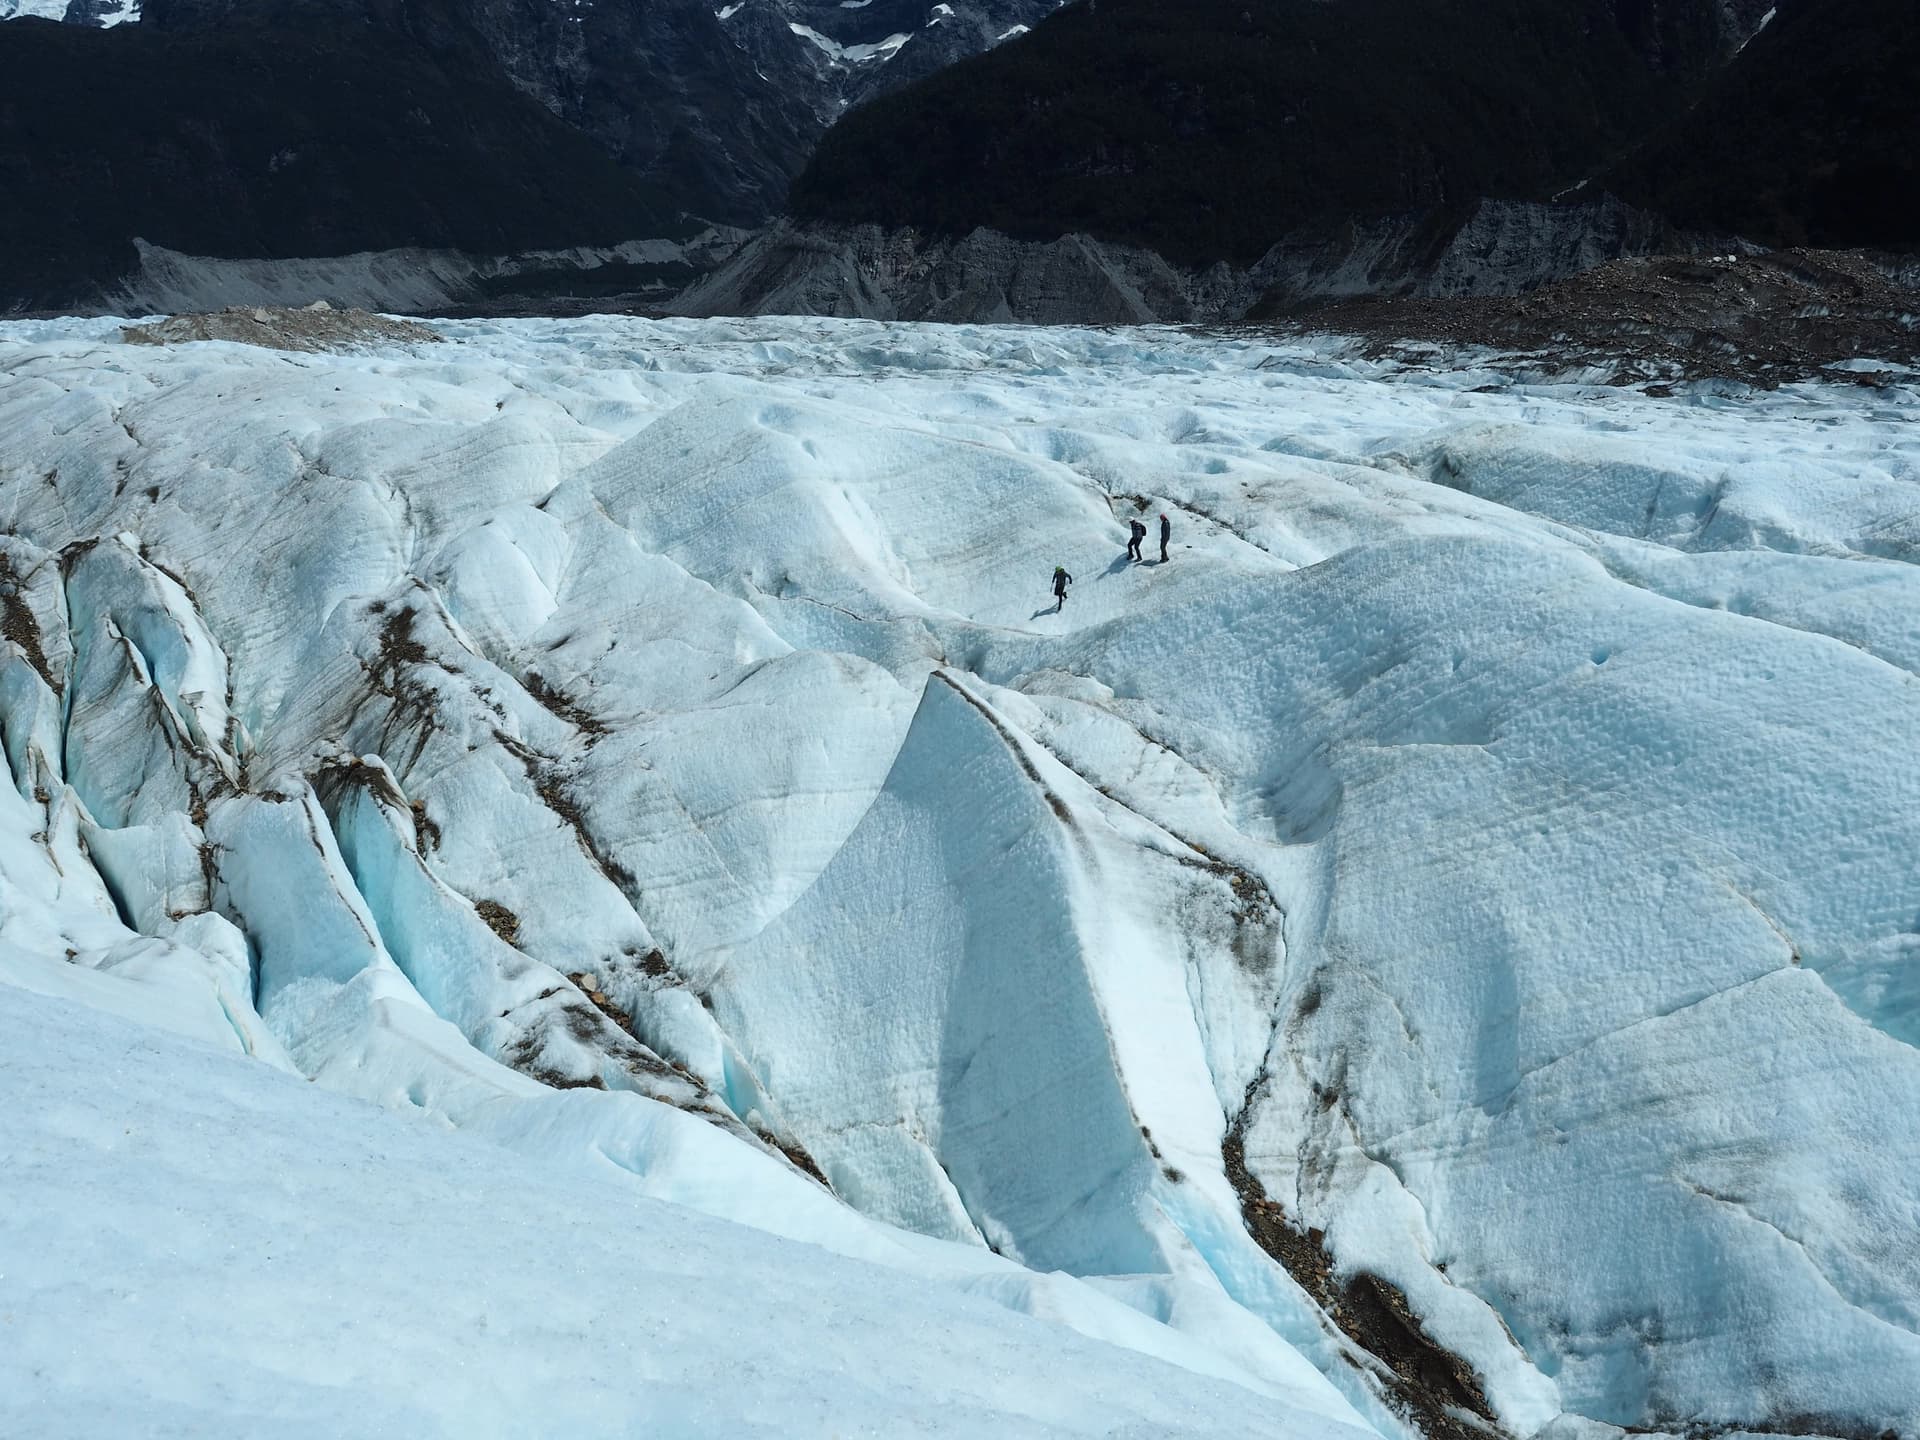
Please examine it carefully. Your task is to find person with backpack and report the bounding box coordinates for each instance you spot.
[1127,518,1146,562]
[1051,565,1073,612]
[1158,512,1171,562]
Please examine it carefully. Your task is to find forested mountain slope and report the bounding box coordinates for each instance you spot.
[789,0,1766,265]
[1605,0,1920,247]
[0,15,681,308]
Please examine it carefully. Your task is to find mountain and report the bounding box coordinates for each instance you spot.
[129,0,1064,227]
[788,0,1770,268]
[0,0,1061,310]
[738,0,1919,324]
[3,0,1907,320]
[128,0,806,228]
[3,310,1918,1438]
[0,14,688,309]
[1604,0,1920,248]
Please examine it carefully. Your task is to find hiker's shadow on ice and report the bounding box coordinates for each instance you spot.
[1030,607,1060,621]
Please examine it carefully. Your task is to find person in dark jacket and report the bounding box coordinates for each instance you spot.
[1127,518,1146,562]
[1158,512,1171,562]
[1052,565,1073,611]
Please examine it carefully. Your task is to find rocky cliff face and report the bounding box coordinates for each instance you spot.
[671,198,1716,324]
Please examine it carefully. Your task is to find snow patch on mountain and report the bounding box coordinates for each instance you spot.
[789,19,909,60]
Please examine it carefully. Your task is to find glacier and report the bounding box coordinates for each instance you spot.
[0,313,1916,1438]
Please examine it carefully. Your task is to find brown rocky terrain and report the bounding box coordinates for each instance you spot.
[122,303,439,351]
[1289,249,1920,386]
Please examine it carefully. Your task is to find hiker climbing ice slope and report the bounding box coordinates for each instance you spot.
[1051,564,1073,611]
[1127,518,1146,562]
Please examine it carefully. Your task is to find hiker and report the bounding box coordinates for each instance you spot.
[1127,518,1146,562]
[1051,565,1073,612]
[1159,512,1171,562]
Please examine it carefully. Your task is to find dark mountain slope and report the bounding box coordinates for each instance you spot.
[0,15,681,307]
[1601,0,1776,72]
[1605,0,1920,248]
[132,0,811,227]
[131,0,1063,229]
[789,0,1739,266]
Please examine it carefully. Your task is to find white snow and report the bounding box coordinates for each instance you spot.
[1,313,1917,1439]
[788,20,910,61]
[3,0,139,19]
[1740,6,1777,50]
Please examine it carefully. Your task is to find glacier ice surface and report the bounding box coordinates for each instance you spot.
[1,313,1917,1438]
